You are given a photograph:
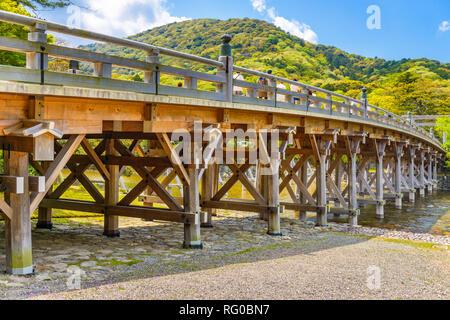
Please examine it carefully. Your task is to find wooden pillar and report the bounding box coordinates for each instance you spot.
[266,160,281,236]
[427,152,433,193]
[316,153,328,226]
[419,150,425,198]
[183,167,202,248]
[37,161,53,229]
[200,165,213,228]
[5,151,33,275]
[256,160,268,221]
[345,136,361,226]
[334,157,343,216]
[375,140,387,219]
[297,159,308,221]
[433,155,438,187]
[348,152,358,225]
[394,143,404,209]
[142,140,156,221]
[104,139,120,237]
[408,148,415,203]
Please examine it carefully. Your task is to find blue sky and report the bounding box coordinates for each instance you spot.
[35,0,450,62]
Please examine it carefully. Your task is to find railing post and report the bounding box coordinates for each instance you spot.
[145,49,160,90]
[361,87,368,119]
[217,34,233,102]
[26,23,48,71]
[94,62,112,78]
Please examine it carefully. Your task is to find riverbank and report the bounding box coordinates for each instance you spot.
[0,209,448,300]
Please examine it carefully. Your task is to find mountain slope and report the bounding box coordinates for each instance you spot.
[79,18,449,115]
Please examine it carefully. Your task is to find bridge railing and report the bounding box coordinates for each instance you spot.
[0,10,442,147]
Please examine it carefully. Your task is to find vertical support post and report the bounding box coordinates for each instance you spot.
[375,140,387,219]
[5,151,33,275]
[183,167,202,249]
[345,137,360,226]
[428,152,433,193]
[104,139,120,237]
[408,147,416,203]
[266,135,281,236]
[334,156,343,215]
[311,135,329,227]
[37,161,52,229]
[394,143,404,209]
[256,160,268,221]
[200,165,214,228]
[419,150,425,198]
[298,158,308,221]
[316,153,328,226]
[433,154,438,187]
[348,152,358,225]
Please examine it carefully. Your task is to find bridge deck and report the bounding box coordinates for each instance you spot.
[0,10,445,275]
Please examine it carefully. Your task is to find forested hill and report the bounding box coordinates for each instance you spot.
[81,18,449,116]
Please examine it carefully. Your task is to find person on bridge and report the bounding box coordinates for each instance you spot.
[233,72,244,96]
[257,75,269,99]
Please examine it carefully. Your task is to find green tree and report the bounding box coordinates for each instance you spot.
[436,117,450,168]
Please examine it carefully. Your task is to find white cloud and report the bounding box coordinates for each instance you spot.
[77,0,189,36]
[439,20,450,32]
[267,7,318,44]
[251,0,266,13]
[250,1,318,44]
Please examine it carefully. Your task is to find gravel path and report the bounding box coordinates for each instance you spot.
[32,232,449,300]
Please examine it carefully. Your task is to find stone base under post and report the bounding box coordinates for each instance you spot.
[200,211,213,228]
[419,188,425,198]
[298,211,307,222]
[183,222,203,249]
[267,207,282,236]
[376,202,384,219]
[395,196,402,209]
[315,207,328,227]
[409,191,415,203]
[348,213,358,226]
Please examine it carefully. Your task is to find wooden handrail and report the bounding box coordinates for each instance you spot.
[0,9,443,147]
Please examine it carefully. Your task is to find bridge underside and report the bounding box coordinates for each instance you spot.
[0,88,443,275]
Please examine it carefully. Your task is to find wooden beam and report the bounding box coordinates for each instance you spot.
[28,176,45,193]
[0,175,24,194]
[0,197,12,220]
[202,200,279,214]
[81,138,111,181]
[156,133,190,186]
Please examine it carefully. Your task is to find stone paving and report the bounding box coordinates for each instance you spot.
[0,210,448,299]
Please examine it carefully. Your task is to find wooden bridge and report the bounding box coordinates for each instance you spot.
[0,10,446,275]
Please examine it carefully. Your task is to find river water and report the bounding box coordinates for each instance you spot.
[328,191,450,236]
